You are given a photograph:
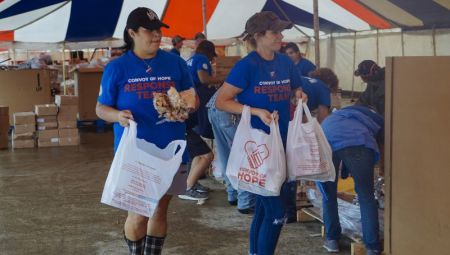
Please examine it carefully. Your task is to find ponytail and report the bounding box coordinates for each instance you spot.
[122,28,136,51]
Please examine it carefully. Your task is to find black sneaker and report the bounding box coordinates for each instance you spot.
[178,188,209,201]
[238,208,254,214]
[192,182,210,193]
[228,200,238,206]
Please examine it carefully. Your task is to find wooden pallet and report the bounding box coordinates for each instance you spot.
[304,208,385,255]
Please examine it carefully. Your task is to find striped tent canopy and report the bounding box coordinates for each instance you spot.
[0,0,449,43]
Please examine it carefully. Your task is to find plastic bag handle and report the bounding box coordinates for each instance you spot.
[302,102,313,122]
[241,105,251,125]
[170,140,187,159]
[127,119,138,139]
[293,99,304,131]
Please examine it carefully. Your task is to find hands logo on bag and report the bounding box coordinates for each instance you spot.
[245,141,269,169]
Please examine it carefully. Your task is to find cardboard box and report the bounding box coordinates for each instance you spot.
[38,138,59,147]
[37,122,58,131]
[14,124,35,134]
[0,133,8,149]
[12,139,35,149]
[58,120,77,129]
[59,136,80,146]
[215,56,241,68]
[0,105,9,116]
[35,104,58,116]
[14,112,35,125]
[58,128,79,138]
[0,69,53,124]
[74,69,102,120]
[0,115,9,131]
[57,105,78,121]
[36,116,57,123]
[12,131,34,140]
[37,129,59,140]
[55,95,79,106]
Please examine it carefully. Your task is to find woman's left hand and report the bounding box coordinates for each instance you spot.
[295,89,308,104]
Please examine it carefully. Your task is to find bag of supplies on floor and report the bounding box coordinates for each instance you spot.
[101,120,186,217]
[286,99,335,182]
[226,106,286,196]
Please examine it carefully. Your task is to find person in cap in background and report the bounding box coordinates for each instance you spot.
[319,105,383,255]
[96,7,197,255]
[216,11,307,255]
[284,42,316,76]
[354,60,385,116]
[170,35,185,56]
[179,40,225,201]
[194,32,207,48]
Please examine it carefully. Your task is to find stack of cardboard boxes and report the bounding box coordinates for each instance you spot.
[35,104,59,147]
[214,56,241,81]
[55,95,79,146]
[0,106,9,149]
[12,112,35,149]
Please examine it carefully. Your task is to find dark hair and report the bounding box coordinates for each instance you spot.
[285,42,300,53]
[194,32,206,40]
[310,68,339,93]
[195,40,217,61]
[247,31,266,49]
[122,28,138,51]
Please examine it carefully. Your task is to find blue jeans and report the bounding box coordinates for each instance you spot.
[320,146,381,251]
[249,192,287,255]
[208,107,255,210]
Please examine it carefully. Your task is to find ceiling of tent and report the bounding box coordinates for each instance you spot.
[0,0,449,44]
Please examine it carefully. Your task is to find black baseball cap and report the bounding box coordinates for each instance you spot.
[126,7,169,30]
[244,11,293,39]
[354,60,379,76]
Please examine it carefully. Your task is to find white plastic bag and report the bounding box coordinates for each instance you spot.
[226,106,286,196]
[101,120,186,217]
[286,100,335,182]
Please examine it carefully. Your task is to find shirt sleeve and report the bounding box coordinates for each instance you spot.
[178,57,195,91]
[225,60,250,90]
[195,56,211,75]
[317,81,331,107]
[97,62,119,107]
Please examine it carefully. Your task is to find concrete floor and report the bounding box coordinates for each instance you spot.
[0,130,351,255]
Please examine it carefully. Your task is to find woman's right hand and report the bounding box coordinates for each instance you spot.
[251,107,273,126]
[117,110,134,127]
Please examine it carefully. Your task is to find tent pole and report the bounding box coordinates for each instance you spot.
[376,29,379,63]
[432,27,437,56]
[202,0,207,38]
[351,32,357,101]
[401,30,405,56]
[62,43,66,95]
[313,0,320,68]
[11,42,16,65]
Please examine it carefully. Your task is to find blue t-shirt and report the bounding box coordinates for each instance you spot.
[226,51,302,144]
[98,50,194,160]
[186,53,212,85]
[321,106,384,162]
[300,76,331,111]
[169,47,180,56]
[296,58,316,76]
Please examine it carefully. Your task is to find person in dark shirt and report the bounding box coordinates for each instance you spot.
[354,60,385,116]
[170,35,185,56]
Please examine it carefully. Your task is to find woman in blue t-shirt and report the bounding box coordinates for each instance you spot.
[216,11,307,255]
[96,8,197,255]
